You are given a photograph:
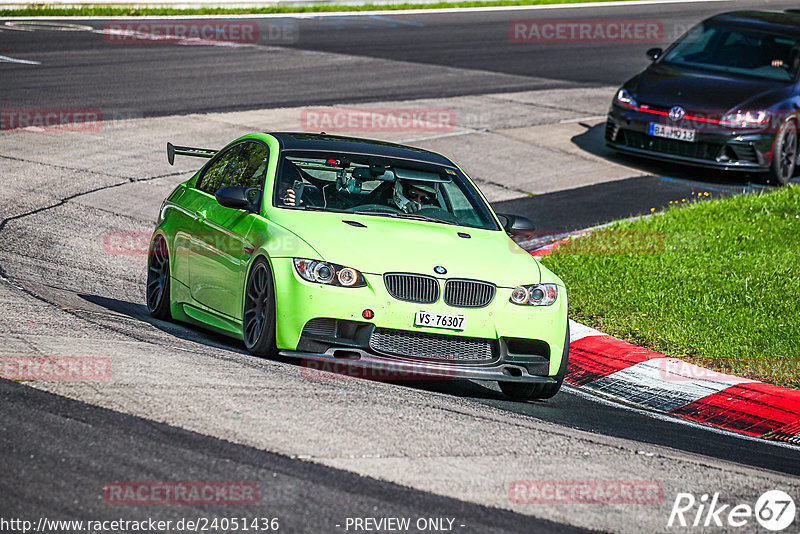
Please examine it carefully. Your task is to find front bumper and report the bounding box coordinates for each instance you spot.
[605,105,775,171]
[269,258,568,379]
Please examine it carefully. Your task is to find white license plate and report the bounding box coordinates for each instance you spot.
[648,123,696,142]
[414,311,466,331]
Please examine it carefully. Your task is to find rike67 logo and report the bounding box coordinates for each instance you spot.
[668,490,795,531]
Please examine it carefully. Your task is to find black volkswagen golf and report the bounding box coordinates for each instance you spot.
[606,10,800,184]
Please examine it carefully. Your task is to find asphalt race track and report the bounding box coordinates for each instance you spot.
[0,0,796,114]
[1,379,586,534]
[1,1,799,533]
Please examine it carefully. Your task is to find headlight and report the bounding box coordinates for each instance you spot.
[293,259,366,287]
[720,110,770,128]
[337,267,359,287]
[509,284,558,306]
[615,88,638,110]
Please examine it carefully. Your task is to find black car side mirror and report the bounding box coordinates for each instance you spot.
[646,48,662,61]
[216,186,257,211]
[497,213,536,239]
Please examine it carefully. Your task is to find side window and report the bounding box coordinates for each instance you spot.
[197,145,243,195]
[227,142,270,190]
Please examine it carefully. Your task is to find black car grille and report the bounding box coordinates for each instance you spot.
[384,273,439,304]
[369,328,495,362]
[605,121,619,142]
[727,143,759,164]
[619,130,724,160]
[444,279,496,308]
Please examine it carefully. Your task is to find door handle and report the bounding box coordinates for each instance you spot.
[197,209,207,222]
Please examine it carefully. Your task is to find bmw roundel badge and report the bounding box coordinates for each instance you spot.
[434,266,447,275]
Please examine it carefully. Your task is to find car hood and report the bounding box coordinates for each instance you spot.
[632,63,786,113]
[267,210,541,287]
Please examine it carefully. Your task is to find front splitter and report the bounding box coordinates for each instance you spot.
[279,348,555,383]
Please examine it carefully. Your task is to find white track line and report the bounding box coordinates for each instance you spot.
[559,115,606,123]
[0,55,41,64]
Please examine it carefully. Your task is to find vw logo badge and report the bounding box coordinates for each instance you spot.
[434,266,447,275]
[668,106,685,121]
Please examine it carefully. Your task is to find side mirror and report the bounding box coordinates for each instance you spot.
[646,48,662,61]
[216,186,257,211]
[497,213,536,239]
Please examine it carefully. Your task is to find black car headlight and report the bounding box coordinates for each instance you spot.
[510,284,558,306]
[720,110,770,129]
[615,88,638,110]
[293,259,366,287]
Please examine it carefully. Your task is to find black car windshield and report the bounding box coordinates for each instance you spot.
[272,152,499,231]
[661,22,800,81]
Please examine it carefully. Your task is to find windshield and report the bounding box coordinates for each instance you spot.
[661,23,800,81]
[272,152,500,231]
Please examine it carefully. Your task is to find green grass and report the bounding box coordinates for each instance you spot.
[542,186,800,389]
[1,0,618,18]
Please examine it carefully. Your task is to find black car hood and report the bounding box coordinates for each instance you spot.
[633,62,789,114]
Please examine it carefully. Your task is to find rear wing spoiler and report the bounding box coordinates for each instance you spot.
[167,142,217,165]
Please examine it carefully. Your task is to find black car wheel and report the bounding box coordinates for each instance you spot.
[769,119,798,185]
[146,234,172,320]
[499,324,570,401]
[243,258,277,357]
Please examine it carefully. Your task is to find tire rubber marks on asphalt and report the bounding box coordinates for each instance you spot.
[586,359,752,413]
[0,20,256,49]
[0,21,93,64]
[673,383,800,440]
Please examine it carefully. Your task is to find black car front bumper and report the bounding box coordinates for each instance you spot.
[605,106,776,171]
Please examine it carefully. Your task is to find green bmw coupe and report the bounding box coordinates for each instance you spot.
[147,132,569,400]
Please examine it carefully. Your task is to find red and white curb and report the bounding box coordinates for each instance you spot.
[566,321,800,445]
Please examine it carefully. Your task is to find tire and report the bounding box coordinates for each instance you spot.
[768,119,798,185]
[242,258,277,357]
[146,234,172,320]
[499,324,570,401]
